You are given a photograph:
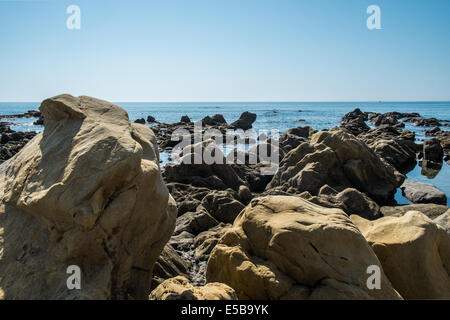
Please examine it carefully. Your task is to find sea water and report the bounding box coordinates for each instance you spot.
[1,101,449,205]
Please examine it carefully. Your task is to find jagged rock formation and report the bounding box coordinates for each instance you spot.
[266,128,404,204]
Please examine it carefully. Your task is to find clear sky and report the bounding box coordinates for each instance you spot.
[0,0,449,102]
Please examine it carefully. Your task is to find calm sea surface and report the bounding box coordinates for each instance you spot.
[1,101,449,205]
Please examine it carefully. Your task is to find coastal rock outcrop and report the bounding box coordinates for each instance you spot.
[149,276,237,300]
[423,138,444,163]
[231,111,257,130]
[298,187,381,220]
[0,94,177,299]
[207,195,401,300]
[352,212,450,299]
[266,128,404,204]
[340,108,370,135]
[381,203,449,219]
[359,126,419,173]
[401,181,447,205]
[152,244,191,290]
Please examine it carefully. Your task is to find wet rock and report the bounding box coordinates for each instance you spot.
[360,126,419,173]
[147,115,156,123]
[134,117,146,124]
[370,114,398,127]
[33,115,44,125]
[423,138,444,163]
[0,110,41,120]
[231,111,257,130]
[212,114,227,124]
[340,108,370,135]
[401,181,447,205]
[201,190,245,224]
[420,159,442,179]
[152,244,191,290]
[404,117,442,127]
[180,115,191,123]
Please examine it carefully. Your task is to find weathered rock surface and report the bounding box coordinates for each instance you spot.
[201,190,245,224]
[0,94,177,299]
[267,128,404,204]
[279,126,316,152]
[207,196,401,300]
[381,203,449,219]
[404,117,442,127]
[423,138,444,163]
[298,187,381,220]
[360,126,419,173]
[352,212,450,299]
[401,181,447,205]
[434,210,450,234]
[152,244,191,290]
[340,108,370,135]
[149,276,237,300]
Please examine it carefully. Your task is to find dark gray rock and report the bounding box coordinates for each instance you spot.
[401,181,447,205]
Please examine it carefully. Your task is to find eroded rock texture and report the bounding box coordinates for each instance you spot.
[0,94,177,299]
[206,196,401,300]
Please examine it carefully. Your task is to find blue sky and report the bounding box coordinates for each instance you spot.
[0,0,449,102]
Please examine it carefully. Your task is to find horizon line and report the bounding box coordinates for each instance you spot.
[1,100,450,104]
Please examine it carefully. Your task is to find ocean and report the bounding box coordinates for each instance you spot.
[1,101,449,205]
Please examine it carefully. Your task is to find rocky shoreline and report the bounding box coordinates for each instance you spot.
[0,95,449,300]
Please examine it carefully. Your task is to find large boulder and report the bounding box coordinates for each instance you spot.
[149,276,237,300]
[423,138,444,163]
[351,212,450,299]
[206,196,401,300]
[0,94,177,299]
[266,128,404,204]
[401,181,447,205]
